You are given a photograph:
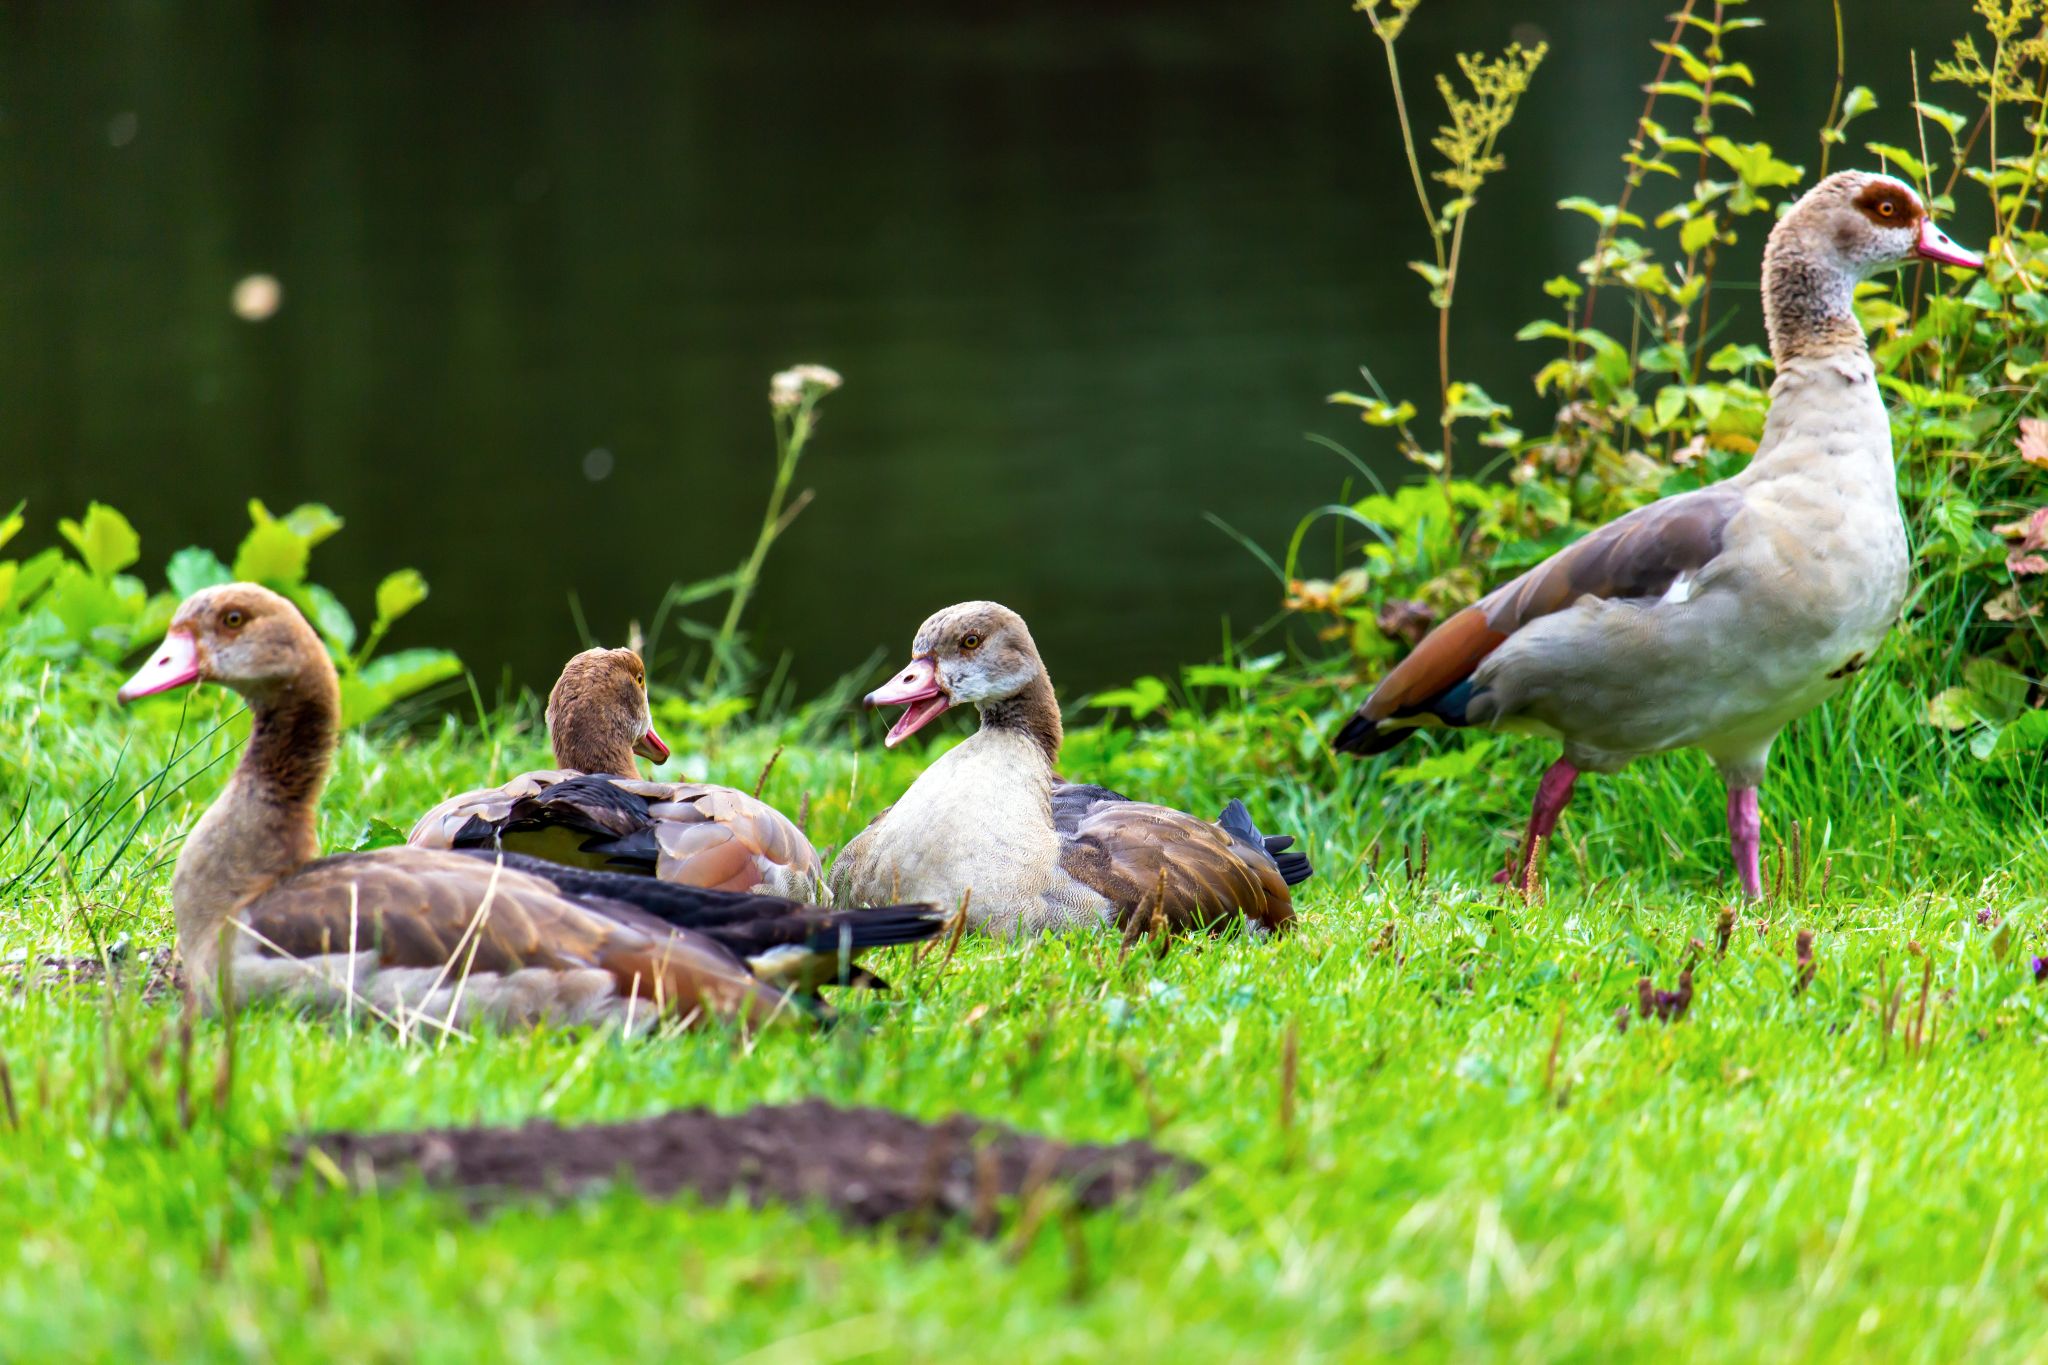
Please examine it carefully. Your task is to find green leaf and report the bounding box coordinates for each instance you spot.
[1962,658,2029,725]
[1706,342,1770,373]
[1182,654,1283,690]
[1542,275,1582,300]
[373,568,430,630]
[0,503,22,554]
[1839,85,1877,120]
[1926,686,1981,730]
[1705,137,1802,190]
[56,503,141,581]
[1912,100,1965,138]
[1679,212,1718,255]
[1086,675,1170,719]
[1865,143,1928,180]
[1387,736,1496,785]
[281,503,345,548]
[164,546,233,599]
[340,647,463,726]
[1654,385,1688,427]
[1985,708,2048,760]
[299,583,358,654]
[233,518,309,587]
[351,818,410,852]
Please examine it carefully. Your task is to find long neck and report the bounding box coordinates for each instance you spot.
[551,723,637,777]
[1761,240,1866,366]
[976,672,1062,765]
[172,664,338,997]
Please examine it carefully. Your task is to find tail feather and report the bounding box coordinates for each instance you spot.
[1217,798,1315,887]
[1264,836,1313,887]
[796,906,948,954]
[1332,709,1407,755]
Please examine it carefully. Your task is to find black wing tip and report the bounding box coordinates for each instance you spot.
[1216,800,1316,886]
[805,904,948,952]
[1270,849,1314,886]
[1216,798,1258,842]
[1332,711,1406,756]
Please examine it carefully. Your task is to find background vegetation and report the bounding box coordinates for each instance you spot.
[3,1,2047,1359]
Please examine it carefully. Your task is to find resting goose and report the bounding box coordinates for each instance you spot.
[118,585,940,1029]
[409,647,824,901]
[830,602,1311,936]
[1333,170,1982,897]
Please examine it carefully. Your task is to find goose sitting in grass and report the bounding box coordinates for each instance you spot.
[409,646,824,901]
[830,601,1310,936]
[1332,170,1982,897]
[119,585,941,1028]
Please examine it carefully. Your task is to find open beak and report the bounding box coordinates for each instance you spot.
[1915,217,1983,270]
[864,656,951,747]
[634,721,671,765]
[118,631,201,703]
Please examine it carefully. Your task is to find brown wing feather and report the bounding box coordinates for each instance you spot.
[643,784,824,893]
[1337,484,1743,752]
[406,770,575,848]
[411,769,823,899]
[1057,800,1294,935]
[238,849,793,1027]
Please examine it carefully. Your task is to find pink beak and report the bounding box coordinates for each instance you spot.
[634,723,671,765]
[118,632,201,703]
[1915,217,1983,270]
[864,656,952,747]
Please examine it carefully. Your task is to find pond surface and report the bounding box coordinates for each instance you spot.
[0,0,1958,698]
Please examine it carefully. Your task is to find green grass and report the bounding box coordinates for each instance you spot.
[4,652,2048,1362]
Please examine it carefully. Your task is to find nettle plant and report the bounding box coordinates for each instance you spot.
[0,500,457,725]
[1291,0,2048,757]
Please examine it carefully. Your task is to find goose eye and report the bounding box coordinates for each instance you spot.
[1878,200,1896,218]
[961,632,983,650]
[221,609,246,629]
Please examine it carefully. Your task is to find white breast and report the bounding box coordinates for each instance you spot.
[837,731,1105,933]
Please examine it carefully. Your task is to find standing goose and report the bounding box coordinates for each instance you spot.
[119,585,939,1028]
[409,647,824,901]
[830,602,1311,936]
[1332,170,1981,897]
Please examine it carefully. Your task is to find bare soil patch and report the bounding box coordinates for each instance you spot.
[293,1098,1201,1231]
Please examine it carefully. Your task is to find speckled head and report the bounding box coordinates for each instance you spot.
[1763,171,1980,359]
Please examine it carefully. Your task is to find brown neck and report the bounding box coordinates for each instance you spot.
[172,657,339,995]
[551,724,638,777]
[1761,239,1866,365]
[978,672,1062,765]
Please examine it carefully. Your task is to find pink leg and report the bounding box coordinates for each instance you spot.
[1494,759,1578,892]
[1727,786,1762,900]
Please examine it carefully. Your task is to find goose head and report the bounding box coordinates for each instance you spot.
[865,601,1045,746]
[547,647,670,773]
[1764,171,1980,357]
[1778,171,1978,274]
[119,583,328,703]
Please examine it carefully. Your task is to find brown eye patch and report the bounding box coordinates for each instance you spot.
[1854,182,1922,227]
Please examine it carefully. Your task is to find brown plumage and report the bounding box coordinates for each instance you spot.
[1051,785,1297,935]
[409,647,824,901]
[116,585,925,1030]
[1336,485,1742,753]
[830,602,1309,937]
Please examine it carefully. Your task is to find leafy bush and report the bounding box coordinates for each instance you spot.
[1290,0,2048,761]
[0,499,457,725]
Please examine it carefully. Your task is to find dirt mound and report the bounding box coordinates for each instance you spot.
[3,947,180,1001]
[294,1099,1201,1231]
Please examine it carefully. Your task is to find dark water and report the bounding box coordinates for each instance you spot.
[0,0,1960,697]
